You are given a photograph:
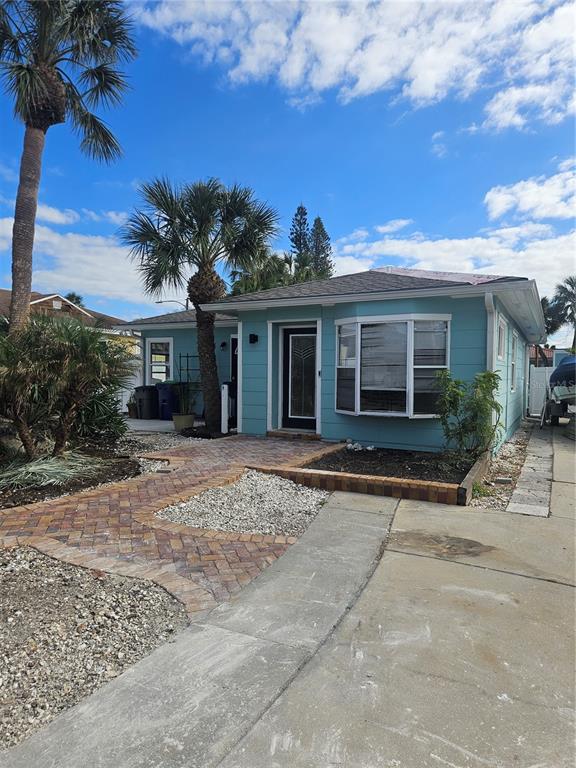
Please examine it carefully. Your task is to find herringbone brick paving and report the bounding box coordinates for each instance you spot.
[0,436,340,615]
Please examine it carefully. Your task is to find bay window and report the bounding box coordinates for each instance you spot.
[336,316,449,417]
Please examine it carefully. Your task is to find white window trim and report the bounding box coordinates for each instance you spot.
[510,331,518,392]
[272,320,322,434]
[334,314,451,419]
[497,316,507,361]
[145,337,173,385]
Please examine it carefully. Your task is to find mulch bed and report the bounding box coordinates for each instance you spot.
[0,457,141,509]
[305,446,473,484]
[179,427,234,440]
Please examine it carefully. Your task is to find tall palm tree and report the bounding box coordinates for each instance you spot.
[230,248,292,295]
[122,178,279,432]
[0,0,137,332]
[552,276,576,350]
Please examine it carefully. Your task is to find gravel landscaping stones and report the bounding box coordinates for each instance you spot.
[0,547,188,750]
[155,470,329,536]
[470,421,533,510]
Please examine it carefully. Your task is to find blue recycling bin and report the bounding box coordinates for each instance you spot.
[156,381,178,421]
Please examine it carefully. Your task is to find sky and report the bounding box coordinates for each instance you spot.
[0,0,574,344]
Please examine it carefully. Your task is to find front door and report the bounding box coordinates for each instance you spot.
[282,327,317,430]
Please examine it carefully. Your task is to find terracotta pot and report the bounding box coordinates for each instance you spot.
[172,413,195,431]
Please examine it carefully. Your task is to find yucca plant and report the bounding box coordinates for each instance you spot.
[122,178,279,432]
[0,0,137,331]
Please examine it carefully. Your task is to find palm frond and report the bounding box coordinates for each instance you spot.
[2,61,48,122]
[77,62,128,107]
[66,82,121,161]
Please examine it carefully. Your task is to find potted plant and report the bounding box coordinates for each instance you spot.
[172,382,196,431]
[127,392,138,419]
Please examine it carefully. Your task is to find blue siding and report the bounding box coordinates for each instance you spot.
[493,299,529,445]
[140,325,237,415]
[238,297,488,451]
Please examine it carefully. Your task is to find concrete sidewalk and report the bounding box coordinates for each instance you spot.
[1,493,396,768]
[219,436,575,768]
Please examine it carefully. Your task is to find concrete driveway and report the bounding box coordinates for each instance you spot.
[3,430,574,768]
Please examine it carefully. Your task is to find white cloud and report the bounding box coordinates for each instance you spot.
[375,219,413,235]
[484,159,576,220]
[0,162,18,183]
[36,203,80,225]
[138,0,575,129]
[82,208,128,225]
[0,218,153,306]
[431,131,448,159]
[334,224,575,299]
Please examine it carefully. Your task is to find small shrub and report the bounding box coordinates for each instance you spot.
[472,481,494,498]
[435,370,502,458]
[0,453,102,490]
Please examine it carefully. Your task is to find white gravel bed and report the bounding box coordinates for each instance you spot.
[119,433,206,454]
[155,470,329,537]
[470,421,533,510]
[138,457,170,474]
[0,547,188,750]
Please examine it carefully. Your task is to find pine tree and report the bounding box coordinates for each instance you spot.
[310,216,334,278]
[289,204,311,278]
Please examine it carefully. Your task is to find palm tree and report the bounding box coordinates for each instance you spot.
[552,276,576,350]
[64,291,84,307]
[230,249,291,295]
[541,296,563,337]
[122,178,279,432]
[0,1,137,332]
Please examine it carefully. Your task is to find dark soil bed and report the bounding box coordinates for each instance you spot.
[0,457,141,509]
[179,427,234,440]
[305,447,473,484]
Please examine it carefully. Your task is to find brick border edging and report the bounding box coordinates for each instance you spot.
[248,465,462,505]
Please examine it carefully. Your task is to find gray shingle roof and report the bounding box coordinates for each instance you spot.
[205,268,526,306]
[126,309,236,326]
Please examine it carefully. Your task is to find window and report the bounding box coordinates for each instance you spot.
[497,318,507,360]
[147,338,172,384]
[335,317,449,417]
[510,333,518,392]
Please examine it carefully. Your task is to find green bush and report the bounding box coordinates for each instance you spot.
[71,388,128,444]
[0,317,135,458]
[435,370,502,458]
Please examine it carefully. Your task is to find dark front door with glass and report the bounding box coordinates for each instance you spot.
[282,328,316,430]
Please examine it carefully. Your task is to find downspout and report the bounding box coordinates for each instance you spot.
[485,292,495,372]
[484,292,498,444]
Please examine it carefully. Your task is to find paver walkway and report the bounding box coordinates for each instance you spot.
[0,437,338,615]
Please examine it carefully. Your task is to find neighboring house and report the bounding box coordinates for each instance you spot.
[122,267,545,451]
[0,289,126,332]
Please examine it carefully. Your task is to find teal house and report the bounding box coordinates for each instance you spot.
[125,267,545,452]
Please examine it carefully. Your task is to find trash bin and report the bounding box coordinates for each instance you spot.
[156,381,178,421]
[134,385,159,420]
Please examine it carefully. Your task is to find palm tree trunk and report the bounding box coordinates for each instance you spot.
[14,416,37,461]
[9,125,46,332]
[194,305,221,433]
[572,326,576,352]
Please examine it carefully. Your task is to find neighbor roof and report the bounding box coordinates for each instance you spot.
[0,289,125,329]
[203,268,527,307]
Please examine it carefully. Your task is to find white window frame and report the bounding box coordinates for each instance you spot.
[497,317,507,361]
[334,314,451,419]
[145,337,173,385]
[510,332,518,392]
